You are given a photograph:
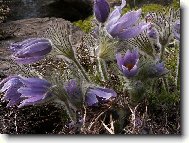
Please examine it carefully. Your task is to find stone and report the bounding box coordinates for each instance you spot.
[0,17,84,76]
[6,0,93,22]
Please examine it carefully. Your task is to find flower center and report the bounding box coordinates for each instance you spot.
[125,63,134,71]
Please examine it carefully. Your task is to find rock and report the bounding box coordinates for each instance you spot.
[0,17,84,75]
[6,0,93,22]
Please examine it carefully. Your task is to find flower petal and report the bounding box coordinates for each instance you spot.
[19,77,51,88]
[85,91,98,106]
[124,49,139,65]
[13,55,45,64]
[117,23,149,39]
[116,53,124,70]
[106,8,122,32]
[122,64,138,77]
[18,96,43,108]
[18,87,47,97]
[106,0,126,31]
[173,20,180,41]
[14,41,52,58]
[6,95,22,107]
[85,87,116,106]
[117,9,142,29]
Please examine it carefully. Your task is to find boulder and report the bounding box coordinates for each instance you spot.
[0,17,84,76]
[6,0,93,22]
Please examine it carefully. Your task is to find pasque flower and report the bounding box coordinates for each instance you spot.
[105,0,149,40]
[147,60,167,78]
[64,79,83,107]
[173,20,180,41]
[10,38,52,64]
[0,76,23,107]
[116,49,139,78]
[85,87,117,106]
[0,76,52,108]
[94,0,110,23]
[147,24,158,40]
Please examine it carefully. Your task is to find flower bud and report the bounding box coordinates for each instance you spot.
[173,20,180,41]
[64,79,83,108]
[85,87,117,106]
[10,38,52,64]
[0,76,53,108]
[94,0,110,23]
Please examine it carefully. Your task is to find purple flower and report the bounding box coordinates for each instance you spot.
[64,79,82,107]
[0,76,23,107]
[0,76,52,108]
[173,20,180,41]
[148,61,167,78]
[85,87,117,106]
[17,77,52,107]
[154,62,166,76]
[147,24,158,39]
[105,0,149,40]
[10,38,52,64]
[116,49,139,78]
[94,0,110,23]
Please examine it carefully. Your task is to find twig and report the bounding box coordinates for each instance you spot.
[101,121,114,134]
[88,111,106,130]
[14,113,18,134]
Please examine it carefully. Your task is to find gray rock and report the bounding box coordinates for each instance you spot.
[6,0,93,22]
[0,17,84,75]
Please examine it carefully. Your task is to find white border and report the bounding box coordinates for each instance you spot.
[1,0,188,143]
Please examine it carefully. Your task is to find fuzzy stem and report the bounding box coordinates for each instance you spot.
[162,77,169,93]
[175,43,180,88]
[151,79,157,94]
[98,58,108,81]
[160,45,169,92]
[64,101,77,122]
[73,58,90,82]
[54,99,76,122]
[160,45,165,60]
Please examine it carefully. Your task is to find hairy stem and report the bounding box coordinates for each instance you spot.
[175,43,180,88]
[98,58,108,82]
[73,58,90,82]
[160,45,165,60]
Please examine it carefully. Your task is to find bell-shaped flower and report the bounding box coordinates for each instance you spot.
[173,20,180,41]
[105,0,149,40]
[147,24,161,55]
[0,76,53,108]
[17,77,52,107]
[85,87,117,106]
[64,79,83,108]
[10,38,52,64]
[94,0,110,23]
[116,49,139,78]
[0,76,23,107]
[148,60,168,78]
[147,24,158,40]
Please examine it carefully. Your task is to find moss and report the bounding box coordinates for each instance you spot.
[141,4,169,14]
[121,4,168,16]
[73,16,94,33]
[172,0,180,10]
